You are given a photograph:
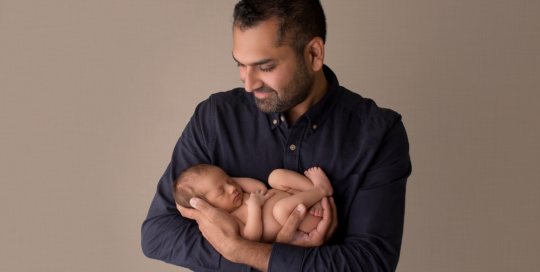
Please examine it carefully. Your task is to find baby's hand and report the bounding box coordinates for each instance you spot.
[246,189,275,207]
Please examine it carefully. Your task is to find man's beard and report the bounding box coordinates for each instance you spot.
[253,58,314,114]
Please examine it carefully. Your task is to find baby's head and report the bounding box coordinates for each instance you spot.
[173,164,243,212]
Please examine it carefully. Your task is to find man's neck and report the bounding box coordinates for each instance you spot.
[285,69,329,125]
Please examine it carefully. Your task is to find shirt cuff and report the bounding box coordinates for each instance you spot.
[268,243,305,272]
[220,256,252,272]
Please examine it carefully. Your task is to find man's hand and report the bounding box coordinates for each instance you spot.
[177,198,241,257]
[276,196,338,247]
[178,198,273,271]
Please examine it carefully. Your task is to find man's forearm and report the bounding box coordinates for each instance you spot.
[224,238,272,272]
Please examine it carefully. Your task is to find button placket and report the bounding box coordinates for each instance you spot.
[283,123,306,171]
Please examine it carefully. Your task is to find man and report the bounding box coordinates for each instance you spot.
[142,0,411,271]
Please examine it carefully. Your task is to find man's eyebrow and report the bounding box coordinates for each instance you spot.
[232,53,273,66]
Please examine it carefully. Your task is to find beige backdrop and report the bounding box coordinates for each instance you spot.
[1,0,539,271]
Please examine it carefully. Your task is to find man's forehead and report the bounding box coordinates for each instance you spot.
[232,40,295,66]
[232,20,285,62]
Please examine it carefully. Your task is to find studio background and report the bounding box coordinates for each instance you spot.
[1,0,539,271]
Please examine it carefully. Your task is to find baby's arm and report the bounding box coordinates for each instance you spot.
[242,190,275,241]
[232,177,267,193]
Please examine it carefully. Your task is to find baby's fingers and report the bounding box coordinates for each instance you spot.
[264,191,275,199]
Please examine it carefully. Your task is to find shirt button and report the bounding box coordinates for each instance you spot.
[289,144,296,151]
[280,116,285,122]
[313,124,317,130]
[273,119,278,125]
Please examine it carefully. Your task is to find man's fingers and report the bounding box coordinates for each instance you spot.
[317,197,332,232]
[330,197,338,227]
[190,198,217,217]
[320,197,330,219]
[176,202,199,220]
[328,197,338,229]
[191,197,215,212]
[323,196,338,244]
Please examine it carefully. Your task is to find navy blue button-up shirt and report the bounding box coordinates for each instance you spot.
[142,65,412,272]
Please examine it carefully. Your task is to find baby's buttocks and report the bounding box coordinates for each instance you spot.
[260,189,291,243]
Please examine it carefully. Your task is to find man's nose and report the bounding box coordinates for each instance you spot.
[243,67,263,93]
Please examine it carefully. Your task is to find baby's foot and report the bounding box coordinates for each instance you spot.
[309,201,323,217]
[304,167,333,196]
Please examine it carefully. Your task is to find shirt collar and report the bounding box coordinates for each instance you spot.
[266,65,342,132]
[303,65,342,133]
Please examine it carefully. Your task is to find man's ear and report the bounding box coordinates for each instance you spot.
[305,37,325,72]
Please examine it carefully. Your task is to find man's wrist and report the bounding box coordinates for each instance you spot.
[221,234,245,259]
[224,237,272,271]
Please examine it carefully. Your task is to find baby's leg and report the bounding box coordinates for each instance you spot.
[273,186,328,227]
[269,169,319,216]
[303,167,333,196]
[269,168,333,195]
[272,167,333,226]
[268,169,314,193]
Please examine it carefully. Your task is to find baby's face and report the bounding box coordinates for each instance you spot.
[197,166,243,212]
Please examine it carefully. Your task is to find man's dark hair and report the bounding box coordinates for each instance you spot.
[172,164,211,209]
[233,0,326,57]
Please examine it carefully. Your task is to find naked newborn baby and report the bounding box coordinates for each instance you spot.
[173,164,333,243]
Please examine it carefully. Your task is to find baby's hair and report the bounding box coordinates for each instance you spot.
[172,164,212,209]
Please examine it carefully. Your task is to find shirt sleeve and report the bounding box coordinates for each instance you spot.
[268,117,412,272]
[140,96,253,272]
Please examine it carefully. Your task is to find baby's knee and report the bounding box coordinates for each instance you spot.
[268,169,287,187]
[272,200,289,225]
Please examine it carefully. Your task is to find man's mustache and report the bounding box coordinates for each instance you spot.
[253,85,276,93]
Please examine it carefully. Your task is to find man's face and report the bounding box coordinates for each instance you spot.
[196,166,243,213]
[232,18,314,113]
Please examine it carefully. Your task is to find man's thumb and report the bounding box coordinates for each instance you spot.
[190,197,205,210]
[283,204,306,230]
[295,204,306,214]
